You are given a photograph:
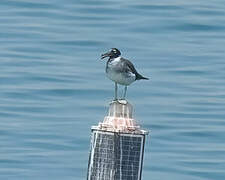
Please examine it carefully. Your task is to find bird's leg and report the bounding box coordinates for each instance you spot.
[123,86,127,99]
[114,82,118,101]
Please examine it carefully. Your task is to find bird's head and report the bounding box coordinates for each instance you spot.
[101,48,121,59]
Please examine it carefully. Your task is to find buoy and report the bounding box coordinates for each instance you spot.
[87,100,149,180]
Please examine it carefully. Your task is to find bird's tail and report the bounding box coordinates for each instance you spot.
[136,73,149,80]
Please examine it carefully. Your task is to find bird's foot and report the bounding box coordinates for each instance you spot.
[117,99,128,105]
[112,98,118,102]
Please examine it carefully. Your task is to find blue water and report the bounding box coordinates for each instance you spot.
[1,0,225,179]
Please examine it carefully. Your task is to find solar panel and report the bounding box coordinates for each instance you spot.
[87,130,145,180]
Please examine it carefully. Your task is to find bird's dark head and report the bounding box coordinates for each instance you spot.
[101,48,121,59]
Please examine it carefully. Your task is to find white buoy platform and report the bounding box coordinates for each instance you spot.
[87,100,149,180]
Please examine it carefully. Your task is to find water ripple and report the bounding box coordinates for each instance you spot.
[1,0,225,180]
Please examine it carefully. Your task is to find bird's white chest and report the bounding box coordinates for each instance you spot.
[106,57,135,85]
[107,57,121,67]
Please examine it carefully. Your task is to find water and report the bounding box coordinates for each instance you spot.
[1,0,225,179]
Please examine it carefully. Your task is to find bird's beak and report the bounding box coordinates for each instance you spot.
[101,51,111,59]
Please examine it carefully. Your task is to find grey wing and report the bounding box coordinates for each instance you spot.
[121,58,139,75]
